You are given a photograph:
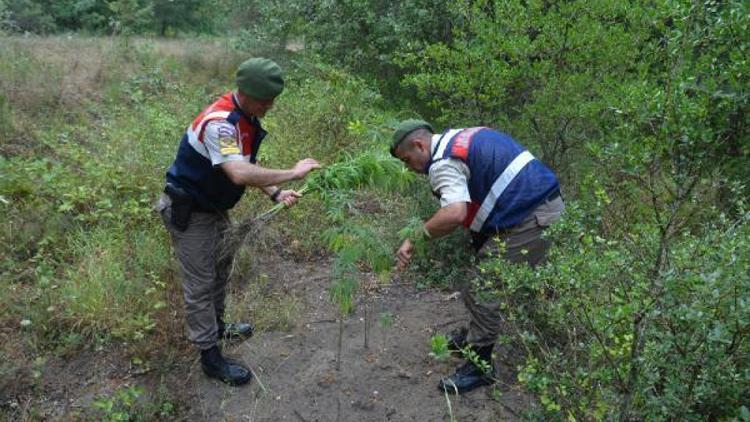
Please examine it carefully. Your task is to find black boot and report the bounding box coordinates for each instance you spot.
[217,319,254,340]
[200,346,252,386]
[438,345,495,394]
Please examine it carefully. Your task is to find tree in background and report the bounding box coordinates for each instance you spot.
[0,0,229,35]
[107,0,152,37]
[231,0,454,95]
[48,0,110,32]
[0,0,13,31]
[152,0,227,36]
[400,0,652,178]
[5,0,58,33]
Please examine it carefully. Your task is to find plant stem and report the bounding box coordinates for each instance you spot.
[364,300,369,349]
[258,185,311,220]
[337,316,343,371]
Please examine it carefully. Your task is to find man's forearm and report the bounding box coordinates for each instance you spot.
[423,203,467,239]
[223,162,298,187]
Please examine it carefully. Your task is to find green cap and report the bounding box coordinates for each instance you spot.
[390,119,434,157]
[235,58,284,100]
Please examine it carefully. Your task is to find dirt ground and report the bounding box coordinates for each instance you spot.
[189,255,534,421]
[2,254,534,421]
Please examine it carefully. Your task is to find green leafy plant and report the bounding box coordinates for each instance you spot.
[92,385,144,421]
[261,151,412,219]
[378,311,394,350]
[329,277,357,371]
[428,334,450,361]
[221,151,413,262]
[459,346,492,376]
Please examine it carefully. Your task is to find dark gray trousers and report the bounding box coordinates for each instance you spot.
[158,194,232,350]
[463,196,565,347]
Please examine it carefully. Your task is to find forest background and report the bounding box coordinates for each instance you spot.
[0,0,748,420]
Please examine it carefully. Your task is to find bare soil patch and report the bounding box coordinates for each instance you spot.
[190,255,534,421]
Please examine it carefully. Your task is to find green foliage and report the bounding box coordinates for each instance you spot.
[0,39,211,354]
[93,385,144,421]
[329,277,357,317]
[0,40,64,117]
[263,150,413,218]
[428,334,450,361]
[5,0,57,33]
[377,311,393,329]
[2,0,232,35]
[0,0,12,32]
[307,152,413,199]
[404,228,475,290]
[480,201,750,420]
[256,150,416,281]
[234,0,453,93]
[92,384,176,421]
[2,0,747,417]
[0,92,13,147]
[151,0,223,36]
[108,0,152,37]
[459,345,492,375]
[401,0,649,178]
[261,62,392,165]
[57,224,169,342]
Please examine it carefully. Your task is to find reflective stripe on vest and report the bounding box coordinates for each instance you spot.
[468,150,535,232]
[432,129,462,161]
[185,111,232,160]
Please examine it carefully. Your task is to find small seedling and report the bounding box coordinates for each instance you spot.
[429,334,451,361]
[378,311,394,350]
[329,277,356,371]
[490,386,503,401]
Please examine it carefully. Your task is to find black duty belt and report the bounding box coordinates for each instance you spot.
[164,184,220,213]
[545,189,561,202]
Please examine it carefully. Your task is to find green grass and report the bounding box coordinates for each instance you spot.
[0,35,423,344]
[0,36,224,354]
[57,224,170,341]
[0,34,440,419]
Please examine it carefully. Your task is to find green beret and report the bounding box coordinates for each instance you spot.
[235,58,284,100]
[390,119,434,157]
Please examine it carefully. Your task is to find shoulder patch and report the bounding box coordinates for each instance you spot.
[219,137,240,155]
[451,127,484,160]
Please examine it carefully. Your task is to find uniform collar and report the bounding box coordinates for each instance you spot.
[232,91,259,124]
[424,130,451,174]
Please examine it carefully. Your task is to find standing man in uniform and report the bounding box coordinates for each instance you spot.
[390,119,564,394]
[158,58,320,386]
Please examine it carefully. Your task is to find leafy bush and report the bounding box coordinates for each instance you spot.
[233,0,454,94]
[483,201,750,420]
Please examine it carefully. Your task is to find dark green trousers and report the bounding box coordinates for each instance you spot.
[463,196,565,347]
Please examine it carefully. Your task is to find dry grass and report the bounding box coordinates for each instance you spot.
[228,276,301,333]
[0,35,239,115]
[0,34,244,158]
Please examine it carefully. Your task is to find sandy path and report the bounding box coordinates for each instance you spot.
[190,258,533,421]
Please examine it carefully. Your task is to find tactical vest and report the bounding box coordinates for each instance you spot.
[165,92,267,211]
[427,127,559,232]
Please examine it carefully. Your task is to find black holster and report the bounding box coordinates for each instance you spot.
[164,183,193,231]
